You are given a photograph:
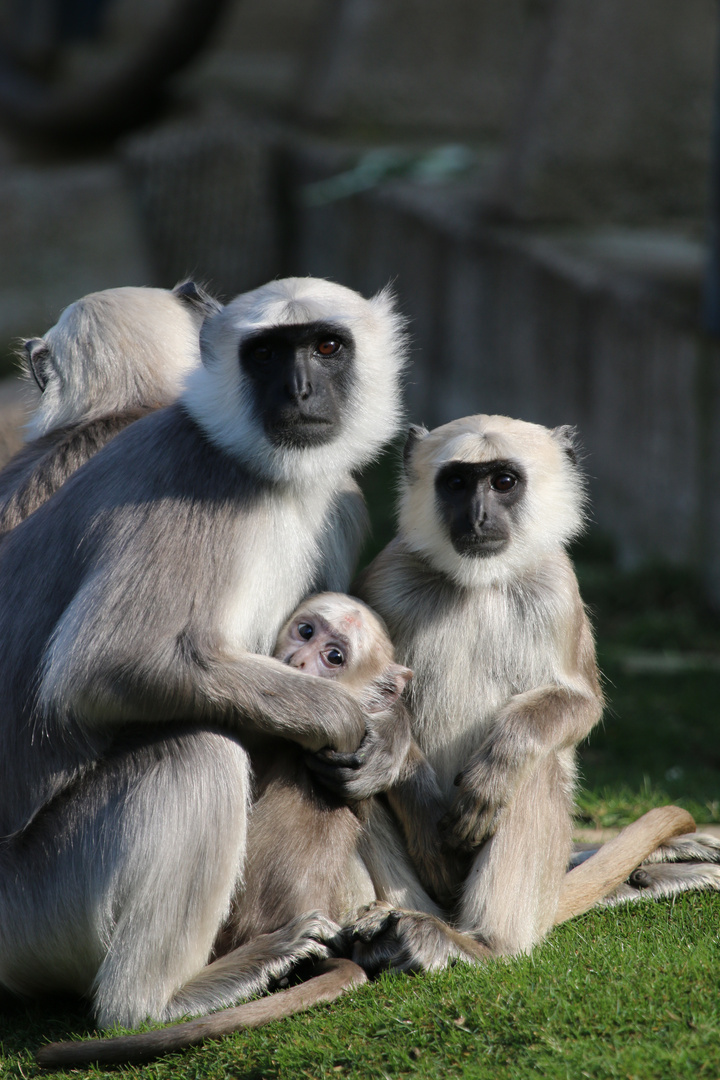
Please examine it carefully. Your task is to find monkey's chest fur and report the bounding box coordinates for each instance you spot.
[219,486,338,656]
[361,550,566,798]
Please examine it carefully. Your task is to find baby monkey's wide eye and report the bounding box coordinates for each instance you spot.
[325,648,344,666]
[297,622,314,640]
[316,339,341,357]
[491,473,517,493]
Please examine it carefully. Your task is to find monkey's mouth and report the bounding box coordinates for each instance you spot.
[267,413,336,448]
[451,533,509,558]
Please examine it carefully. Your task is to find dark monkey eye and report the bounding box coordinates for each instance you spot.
[325,648,344,666]
[491,473,517,493]
[297,622,314,640]
[316,339,341,357]
[444,474,466,492]
[249,344,273,364]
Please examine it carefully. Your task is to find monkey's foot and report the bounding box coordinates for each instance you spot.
[346,902,492,975]
[168,912,341,1019]
[602,862,720,906]
[264,911,343,983]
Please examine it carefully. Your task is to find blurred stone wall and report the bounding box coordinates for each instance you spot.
[1,0,719,591]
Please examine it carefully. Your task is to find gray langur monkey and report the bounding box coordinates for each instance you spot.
[342,414,711,969]
[0,281,218,538]
[0,277,407,1045]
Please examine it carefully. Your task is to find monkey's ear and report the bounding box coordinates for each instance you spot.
[551,424,580,466]
[173,280,221,318]
[370,664,413,711]
[403,424,429,477]
[24,338,51,392]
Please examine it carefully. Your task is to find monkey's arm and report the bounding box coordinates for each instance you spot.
[41,613,367,755]
[441,600,602,852]
[440,678,602,852]
[384,742,465,907]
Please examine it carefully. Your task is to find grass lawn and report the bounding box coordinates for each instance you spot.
[2,447,719,1078]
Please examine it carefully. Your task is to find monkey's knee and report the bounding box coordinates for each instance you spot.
[93,733,251,1028]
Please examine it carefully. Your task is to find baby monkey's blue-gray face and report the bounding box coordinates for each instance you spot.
[240,320,356,449]
[434,458,526,558]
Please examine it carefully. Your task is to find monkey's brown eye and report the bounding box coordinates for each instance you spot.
[492,473,517,493]
[249,344,273,364]
[325,648,344,666]
[316,340,341,357]
[297,622,314,640]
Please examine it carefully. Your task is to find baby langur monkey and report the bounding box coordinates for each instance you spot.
[230,591,450,944]
[0,280,218,538]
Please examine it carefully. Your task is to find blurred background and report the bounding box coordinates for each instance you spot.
[0,0,719,824]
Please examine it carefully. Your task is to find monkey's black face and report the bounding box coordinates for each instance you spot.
[240,321,356,448]
[435,459,526,558]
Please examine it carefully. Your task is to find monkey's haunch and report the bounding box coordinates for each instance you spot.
[36,959,368,1068]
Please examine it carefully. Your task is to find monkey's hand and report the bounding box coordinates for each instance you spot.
[305,705,412,800]
[438,747,518,852]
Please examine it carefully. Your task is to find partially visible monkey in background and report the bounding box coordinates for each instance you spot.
[345,414,714,969]
[0,280,218,538]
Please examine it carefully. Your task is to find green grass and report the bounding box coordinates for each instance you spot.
[3,455,720,1077]
[6,896,720,1079]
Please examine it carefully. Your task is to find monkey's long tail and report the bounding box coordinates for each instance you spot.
[36,958,367,1068]
[554,804,696,924]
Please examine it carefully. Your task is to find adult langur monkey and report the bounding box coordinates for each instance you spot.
[328,414,720,971]
[38,592,703,1067]
[38,593,423,1066]
[0,278,408,1039]
[0,281,219,538]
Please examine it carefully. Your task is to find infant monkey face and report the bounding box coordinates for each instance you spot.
[277,615,349,679]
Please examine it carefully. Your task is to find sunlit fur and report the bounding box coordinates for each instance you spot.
[357,413,602,955]
[398,415,586,589]
[183,278,407,486]
[24,286,209,439]
[0,277,404,1035]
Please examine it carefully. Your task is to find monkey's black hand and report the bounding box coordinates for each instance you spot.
[305,710,411,800]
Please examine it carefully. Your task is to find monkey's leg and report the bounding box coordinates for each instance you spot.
[36,958,368,1068]
[360,799,446,917]
[0,730,257,1029]
[456,753,574,954]
[222,753,376,951]
[556,806,714,920]
[571,830,720,868]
